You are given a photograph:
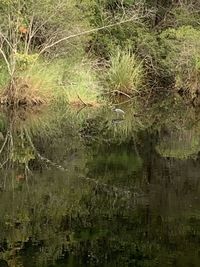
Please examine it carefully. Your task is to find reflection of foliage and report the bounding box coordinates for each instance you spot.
[11,138,35,164]
[1,100,200,266]
[0,168,200,267]
[156,129,200,159]
[80,104,146,145]
[0,125,36,171]
[0,169,141,266]
[87,144,143,186]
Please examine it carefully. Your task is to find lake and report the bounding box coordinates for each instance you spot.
[0,97,200,267]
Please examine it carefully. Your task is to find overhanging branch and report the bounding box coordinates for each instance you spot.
[39,16,140,55]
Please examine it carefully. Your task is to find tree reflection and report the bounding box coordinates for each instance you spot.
[0,102,200,267]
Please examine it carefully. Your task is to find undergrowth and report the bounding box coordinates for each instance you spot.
[0,57,103,108]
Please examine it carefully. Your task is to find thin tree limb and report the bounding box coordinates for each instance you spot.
[0,48,12,75]
[39,16,140,55]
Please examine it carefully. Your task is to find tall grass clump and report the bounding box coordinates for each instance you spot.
[0,54,103,108]
[107,50,144,95]
[0,58,68,107]
[0,59,54,106]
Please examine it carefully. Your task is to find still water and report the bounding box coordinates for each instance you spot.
[0,99,200,267]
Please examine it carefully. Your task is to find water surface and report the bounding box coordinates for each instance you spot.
[0,99,200,267]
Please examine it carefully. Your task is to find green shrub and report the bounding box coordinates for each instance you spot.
[15,53,39,71]
[87,0,141,58]
[160,26,200,97]
[166,4,200,28]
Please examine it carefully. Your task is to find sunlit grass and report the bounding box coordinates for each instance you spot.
[62,60,102,107]
[0,59,63,106]
[0,57,103,108]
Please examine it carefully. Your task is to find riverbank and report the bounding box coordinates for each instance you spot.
[1,1,200,109]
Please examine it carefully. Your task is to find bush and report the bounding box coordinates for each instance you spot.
[0,0,91,106]
[15,53,39,71]
[107,50,144,95]
[160,26,200,97]
[165,4,200,28]
[87,0,144,58]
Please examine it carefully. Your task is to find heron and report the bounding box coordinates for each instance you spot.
[112,107,125,118]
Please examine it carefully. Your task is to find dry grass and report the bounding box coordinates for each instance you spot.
[0,60,60,107]
[0,58,103,108]
[0,76,53,107]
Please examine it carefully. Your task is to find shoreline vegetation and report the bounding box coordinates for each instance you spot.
[0,1,200,109]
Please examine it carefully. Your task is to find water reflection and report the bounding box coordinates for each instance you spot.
[0,99,200,266]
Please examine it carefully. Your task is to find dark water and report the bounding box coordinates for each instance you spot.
[0,99,200,267]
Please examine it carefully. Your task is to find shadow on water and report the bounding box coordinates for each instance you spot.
[0,98,200,266]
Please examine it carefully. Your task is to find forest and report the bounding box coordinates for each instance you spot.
[0,0,200,108]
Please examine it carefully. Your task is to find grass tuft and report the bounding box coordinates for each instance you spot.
[0,57,103,108]
[107,50,144,95]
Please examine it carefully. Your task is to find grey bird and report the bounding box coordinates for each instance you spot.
[112,107,125,118]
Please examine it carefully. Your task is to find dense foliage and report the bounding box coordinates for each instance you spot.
[0,0,200,106]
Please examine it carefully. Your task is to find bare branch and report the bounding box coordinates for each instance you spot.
[39,16,141,55]
[25,15,35,54]
[0,47,12,75]
[30,0,72,40]
[0,32,13,50]
[113,90,132,98]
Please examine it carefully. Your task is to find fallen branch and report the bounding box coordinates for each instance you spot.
[113,89,132,98]
[77,93,87,106]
